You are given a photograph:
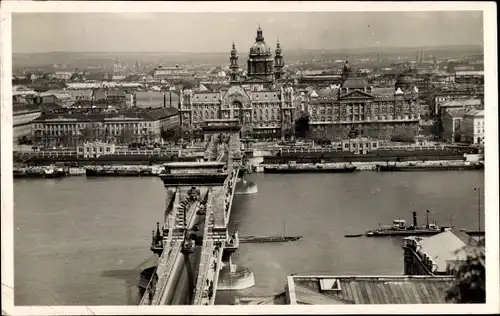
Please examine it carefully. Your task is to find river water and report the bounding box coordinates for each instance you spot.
[13,171,484,305]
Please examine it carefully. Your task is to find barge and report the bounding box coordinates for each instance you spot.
[85,165,162,177]
[264,163,357,174]
[238,235,302,243]
[376,162,484,172]
[13,166,68,179]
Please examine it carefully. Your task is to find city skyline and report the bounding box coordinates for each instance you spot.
[12,11,483,54]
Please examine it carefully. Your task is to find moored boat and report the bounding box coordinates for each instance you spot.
[85,165,159,177]
[344,234,364,238]
[14,166,68,179]
[238,235,302,243]
[264,163,357,174]
[376,162,484,172]
[365,211,448,237]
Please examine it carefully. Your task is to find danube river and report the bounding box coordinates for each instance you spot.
[13,171,484,305]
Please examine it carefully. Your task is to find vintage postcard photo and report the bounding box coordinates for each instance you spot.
[1,1,498,315]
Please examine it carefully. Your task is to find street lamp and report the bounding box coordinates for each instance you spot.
[474,187,481,232]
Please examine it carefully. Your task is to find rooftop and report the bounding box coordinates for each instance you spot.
[416,230,469,273]
[32,107,178,123]
[444,108,469,118]
[13,102,61,114]
[440,99,482,107]
[288,275,455,305]
[464,109,484,117]
[341,77,369,89]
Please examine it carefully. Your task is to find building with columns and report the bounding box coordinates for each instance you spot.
[179,26,295,140]
[307,61,421,140]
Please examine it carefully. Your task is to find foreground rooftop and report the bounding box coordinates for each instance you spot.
[286,275,455,305]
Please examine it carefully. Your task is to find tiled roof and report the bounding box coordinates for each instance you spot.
[371,87,394,97]
[444,108,469,118]
[341,77,369,89]
[67,83,101,89]
[440,99,482,107]
[13,102,61,114]
[464,109,484,117]
[202,83,228,91]
[135,91,164,101]
[317,88,338,98]
[290,275,455,304]
[32,107,177,123]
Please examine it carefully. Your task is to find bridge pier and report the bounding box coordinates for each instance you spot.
[217,230,255,291]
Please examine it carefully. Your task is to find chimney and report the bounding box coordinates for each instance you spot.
[412,211,418,227]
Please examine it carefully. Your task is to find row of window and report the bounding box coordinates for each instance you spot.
[193,108,283,117]
[310,115,418,122]
[191,102,284,110]
[36,129,154,136]
[32,122,154,130]
[313,108,416,116]
[78,147,112,153]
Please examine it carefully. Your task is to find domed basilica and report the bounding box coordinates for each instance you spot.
[179,27,295,140]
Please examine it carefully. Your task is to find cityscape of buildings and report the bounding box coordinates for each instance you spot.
[12,25,485,151]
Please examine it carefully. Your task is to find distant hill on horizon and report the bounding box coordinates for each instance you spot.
[12,44,483,70]
[14,44,483,56]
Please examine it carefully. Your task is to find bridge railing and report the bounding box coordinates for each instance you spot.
[193,192,215,305]
[140,188,180,305]
[208,241,225,305]
[155,241,182,305]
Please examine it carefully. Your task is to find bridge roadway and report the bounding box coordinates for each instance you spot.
[139,188,208,305]
[191,169,239,305]
[142,130,241,305]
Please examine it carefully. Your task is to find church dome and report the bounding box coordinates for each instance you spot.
[250,41,269,55]
[249,26,271,55]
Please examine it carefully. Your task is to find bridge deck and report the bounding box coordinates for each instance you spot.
[148,128,242,306]
[140,188,207,305]
[211,187,226,229]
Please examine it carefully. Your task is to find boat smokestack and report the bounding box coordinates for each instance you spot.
[413,212,418,227]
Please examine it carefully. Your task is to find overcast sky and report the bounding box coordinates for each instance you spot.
[12,11,483,53]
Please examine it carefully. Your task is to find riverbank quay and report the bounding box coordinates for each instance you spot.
[259,159,483,172]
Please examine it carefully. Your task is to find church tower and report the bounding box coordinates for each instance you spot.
[246,26,274,84]
[229,42,240,84]
[341,57,352,83]
[274,40,284,81]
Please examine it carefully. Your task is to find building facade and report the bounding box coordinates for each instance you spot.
[429,85,484,117]
[31,108,179,147]
[13,106,42,144]
[441,108,467,143]
[178,27,295,140]
[77,141,116,158]
[460,109,485,144]
[307,62,421,140]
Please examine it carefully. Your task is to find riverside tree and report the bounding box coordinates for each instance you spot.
[445,239,485,303]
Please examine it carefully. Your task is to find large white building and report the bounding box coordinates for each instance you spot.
[460,109,484,144]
